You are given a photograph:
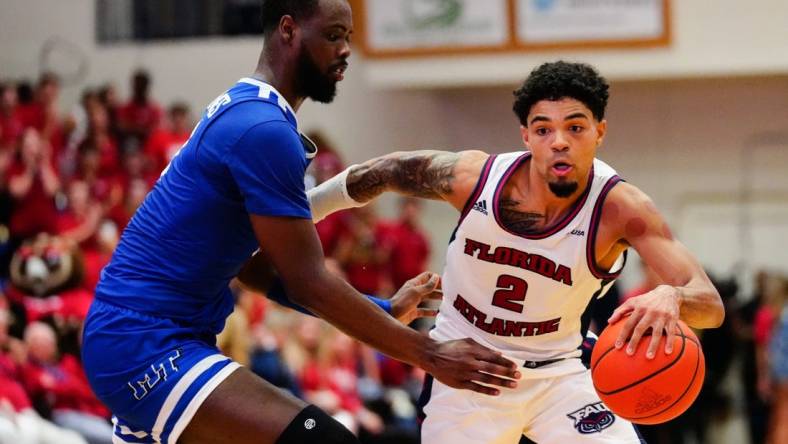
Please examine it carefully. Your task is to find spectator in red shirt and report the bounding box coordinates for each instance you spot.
[315,210,351,259]
[383,197,431,290]
[22,322,112,444]
[0,309,87,444]
[144,102,192,173]
[0,308,25,382]
[0,309,31,422]
[306,131,344,186]
[62,89,101,179]
[8,128,60,239]
[0,82,24,151]
[17,73,65,156]
[367,198,432,404]
[0,119,14,231]
[55,180,103,249]
[310,143,350,257]
[81,221,118,293]
[114,145,157,198]
[107,143,157,232]
[97,84,121,142]
[107,177,149,233]
[334,206,393,295]
[83,101,120,177]
[118,70,162,145]
[74,140,122,210]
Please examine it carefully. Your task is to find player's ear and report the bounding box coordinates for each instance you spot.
[595,120,607,147]
[279,15,297,43]
[520,125,530,149]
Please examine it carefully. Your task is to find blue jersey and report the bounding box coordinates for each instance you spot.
[96,78,314,334]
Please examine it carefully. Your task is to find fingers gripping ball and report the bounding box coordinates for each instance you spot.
[590,320,705,424]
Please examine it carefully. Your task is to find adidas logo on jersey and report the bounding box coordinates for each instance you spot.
[472,200,488,215]
[570,229,585,236]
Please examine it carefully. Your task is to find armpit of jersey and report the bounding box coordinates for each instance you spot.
[225,120,312,219]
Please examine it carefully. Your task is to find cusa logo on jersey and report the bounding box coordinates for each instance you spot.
[566,402,615,434]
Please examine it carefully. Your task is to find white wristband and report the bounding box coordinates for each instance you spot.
[307,165,366,222]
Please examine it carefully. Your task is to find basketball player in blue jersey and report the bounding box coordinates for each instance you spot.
[81,1,519,443]
[307,61,726,443]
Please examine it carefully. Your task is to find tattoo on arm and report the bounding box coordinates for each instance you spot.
[498,198,546,235]
[346,151,460,202]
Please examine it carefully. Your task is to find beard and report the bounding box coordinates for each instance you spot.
[548,180,578,198]
[297,49,338,104]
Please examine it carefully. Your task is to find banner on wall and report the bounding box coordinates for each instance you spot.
[363,0,509,51]
[516,0,666,43]
[355,0,670,57]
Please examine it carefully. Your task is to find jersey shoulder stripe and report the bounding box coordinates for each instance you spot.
[586,175,625,279]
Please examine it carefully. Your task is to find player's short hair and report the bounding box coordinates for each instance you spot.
[261,0,321,36]
[512,61,609,126]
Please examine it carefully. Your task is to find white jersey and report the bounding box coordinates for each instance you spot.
[432,151,625,377]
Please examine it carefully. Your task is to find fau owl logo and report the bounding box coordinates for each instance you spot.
[567,402,615,434]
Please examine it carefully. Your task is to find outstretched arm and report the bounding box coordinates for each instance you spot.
[604,183,724,358]
[308,150,488,221]
[237,250,441,323]
[346,150,465,203]
[250,215,519,395]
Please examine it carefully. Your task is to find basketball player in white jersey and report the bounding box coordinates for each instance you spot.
[307,61,724,443]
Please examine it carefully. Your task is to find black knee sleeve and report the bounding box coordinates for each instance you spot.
[275,405,360,444]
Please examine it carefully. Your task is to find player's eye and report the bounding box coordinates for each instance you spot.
[327,33,341,42]
[535,127,549,136]
[570,125,584,133]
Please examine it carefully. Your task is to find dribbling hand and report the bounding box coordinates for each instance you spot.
[424,338,520,396]
[608,284,682,359]
[390,271,442,324]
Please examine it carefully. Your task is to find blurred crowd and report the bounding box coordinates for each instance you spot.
[0,69,432,443]
[0,69,189,444]
[0,69,785,444]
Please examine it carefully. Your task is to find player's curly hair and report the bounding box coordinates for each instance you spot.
[512,61,609,126]
[261,0,321,36]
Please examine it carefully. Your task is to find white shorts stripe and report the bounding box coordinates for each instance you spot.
[112,416,149,439]
[112,434,136,444]
[151,354,229,443]
[166,361,242,444]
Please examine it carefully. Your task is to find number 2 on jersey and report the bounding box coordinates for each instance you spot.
[492,274,528,313]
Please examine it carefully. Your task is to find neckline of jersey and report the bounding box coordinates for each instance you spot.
[238,77,297,125]
[492,151,595,240]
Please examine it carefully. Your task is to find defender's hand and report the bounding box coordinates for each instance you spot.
[390,271,442,324]
[608,285,682,359]
[425,338,520,396]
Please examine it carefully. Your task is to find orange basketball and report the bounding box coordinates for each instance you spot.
[590,319,705,425]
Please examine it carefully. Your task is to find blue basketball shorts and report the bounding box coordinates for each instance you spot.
[82,299,241,444]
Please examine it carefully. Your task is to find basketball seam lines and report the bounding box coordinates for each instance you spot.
[593,330,687,396]
[592,323,704,421]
